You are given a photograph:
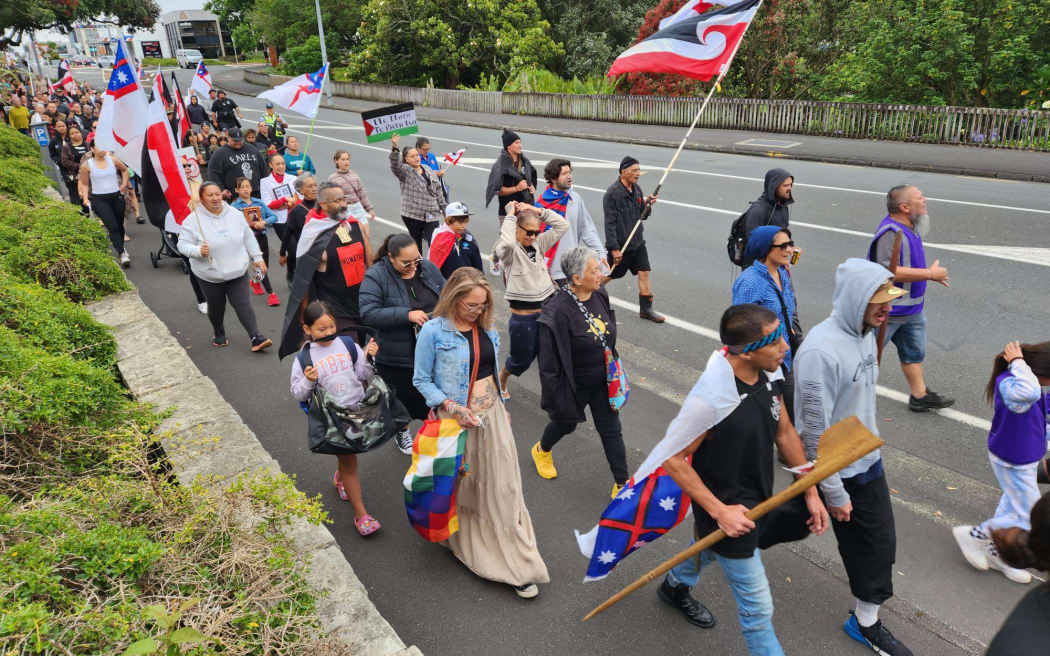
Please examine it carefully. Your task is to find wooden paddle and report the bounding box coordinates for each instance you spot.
[876,230,903,365]
[582,415,884,622]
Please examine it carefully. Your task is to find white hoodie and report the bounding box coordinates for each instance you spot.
[178,202,262,283]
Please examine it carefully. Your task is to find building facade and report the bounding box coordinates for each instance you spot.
[160,10,234,59]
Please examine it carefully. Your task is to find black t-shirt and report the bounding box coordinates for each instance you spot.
[402,273,439,313]
[567,293,614,388]
[497,167,534,217]
[692,375,783,558]
[211,97,238,120]
[987,584,1050,656]
[461,328,495,381]
[313,222,366,321]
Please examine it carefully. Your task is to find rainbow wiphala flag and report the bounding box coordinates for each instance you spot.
[403,418,468,542]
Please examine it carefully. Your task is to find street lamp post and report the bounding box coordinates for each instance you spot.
[313,0,332,97]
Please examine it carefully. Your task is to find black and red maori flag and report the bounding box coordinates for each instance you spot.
[169,71,192,147]
[150,66,173,110]
[50,59,76,94]
[608,0,761,81]
[141,92,192,234]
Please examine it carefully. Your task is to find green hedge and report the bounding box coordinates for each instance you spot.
[0,156,53,205]
[0,125,39,159]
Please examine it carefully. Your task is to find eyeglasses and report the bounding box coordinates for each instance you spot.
[517,225,541,237]
[772,241,795,251]
[460,300,489,313]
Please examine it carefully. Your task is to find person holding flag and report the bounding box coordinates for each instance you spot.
[603,157,663,322]
[537,158,608,287]
[415,137,448,202]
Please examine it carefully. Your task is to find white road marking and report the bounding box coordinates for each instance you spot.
[736,138,802,149]
[362,211,994,432]
[235,101,1050,215]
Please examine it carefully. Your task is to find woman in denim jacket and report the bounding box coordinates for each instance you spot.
[412,268,549,598]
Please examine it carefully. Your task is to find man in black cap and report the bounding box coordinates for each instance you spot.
[207,126,269,200]
[210,89,243,132]
[604,156,664,322]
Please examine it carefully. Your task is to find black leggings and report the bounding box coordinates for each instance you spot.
[90,192,126,255]
[402,216,436,253]
[65,179,87,215]
[196,272,260,340]
[254,232,273,294]
[273,223,295,281]
[541,381,628,485]
[376,362,430,424]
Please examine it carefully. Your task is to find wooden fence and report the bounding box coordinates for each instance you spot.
[242,70,1050,151]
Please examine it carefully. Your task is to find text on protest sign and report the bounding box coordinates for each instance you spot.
[361,102,419,143]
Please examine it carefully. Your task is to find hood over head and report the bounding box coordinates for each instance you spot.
[763,167,794,205]
[831,258,895,337]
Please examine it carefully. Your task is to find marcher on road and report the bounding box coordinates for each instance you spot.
[59,124,89,214]
[177,181,273,352]
[427,202,484,279]
[759,258,913,656]
[260,152,298,279]
[412,267,550,599]
[416,136,448,201]
[534,246,628,497]
[210,89,243,132]
[328,149,375,240]
[78,141,131,267]
[282,135,315,177]
[291,301,381,536]
[279,173,316,285]
[492,201,568,395]
[658,303,827,656]
[738,168,794,268]
[359,233,446,454]
[230,176,281,307]
[485,128,536,227]
[867,184,954,412]
[953,341,1050,585]
[603,156,663,323]
[207,126,269,199]
[389,132,446,252]
[538,158,608,286]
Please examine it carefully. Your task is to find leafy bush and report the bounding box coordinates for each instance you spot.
[282,35,325,76]
[0,199,130,302]
[0,270,117,367]
[140,57,177,67]
[501,67,618,94]
[0,124,39,159]
[0,156,52,205]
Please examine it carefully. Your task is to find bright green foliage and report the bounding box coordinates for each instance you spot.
[0,156,52,205]
[244,0,363,61]
[499,67,619,94]
[535,0,653,79]
[347,0,564,88]
[0,0,159,49]
[282,36,325,76]
[0,271,117,367]
[0,125,39,159]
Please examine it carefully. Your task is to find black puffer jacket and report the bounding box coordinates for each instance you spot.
[359,257,445,368]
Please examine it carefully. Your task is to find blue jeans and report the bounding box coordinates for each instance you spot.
[883,311,927,364]
[668,544,783,656]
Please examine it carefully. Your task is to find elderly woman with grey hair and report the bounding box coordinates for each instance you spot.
[277,173,317,283]
[534,245,628,498]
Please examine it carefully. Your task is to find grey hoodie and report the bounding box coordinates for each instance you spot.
[793,258,891,508]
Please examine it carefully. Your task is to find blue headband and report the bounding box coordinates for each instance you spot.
[734,323,784,354]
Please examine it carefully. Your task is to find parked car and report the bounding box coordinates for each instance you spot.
[176,49,204,69]
[97,55,115,68]
[71,55,93,66]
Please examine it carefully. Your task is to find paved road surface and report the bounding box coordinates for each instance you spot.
[82,64,1050,655]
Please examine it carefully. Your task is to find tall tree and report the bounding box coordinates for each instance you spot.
[537,0,653,79]
[0,0,160,50]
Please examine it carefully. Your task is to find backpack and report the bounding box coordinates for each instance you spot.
[726,202,775,266]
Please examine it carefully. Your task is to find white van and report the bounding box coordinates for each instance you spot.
[176,49,204,69]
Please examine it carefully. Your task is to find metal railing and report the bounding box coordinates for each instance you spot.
[242,70,1050,151]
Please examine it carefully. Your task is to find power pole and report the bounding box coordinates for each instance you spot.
[313,0,332,97]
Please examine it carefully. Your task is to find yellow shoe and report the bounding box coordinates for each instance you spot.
[611,483,624,499]
[531,442,557,479]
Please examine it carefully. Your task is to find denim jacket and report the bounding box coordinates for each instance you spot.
[412,316,503,408]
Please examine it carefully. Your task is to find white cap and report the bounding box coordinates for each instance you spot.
[444,201,472,217]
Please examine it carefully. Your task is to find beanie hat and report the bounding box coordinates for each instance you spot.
[502,128,520,149]
[619,156,640,171]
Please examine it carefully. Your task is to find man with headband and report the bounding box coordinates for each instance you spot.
[759,258,914,656]
[657,303,828,655]
[603,156,664,322]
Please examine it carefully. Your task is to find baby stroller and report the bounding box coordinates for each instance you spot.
[149,228,189,273]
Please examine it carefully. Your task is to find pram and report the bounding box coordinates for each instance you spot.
[149,229,189,273]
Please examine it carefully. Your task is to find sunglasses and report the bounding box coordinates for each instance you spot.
[397,257,422,268]
[517,225,541,237]
[772,241,795,250]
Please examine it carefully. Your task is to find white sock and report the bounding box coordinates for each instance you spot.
[854,599,880,627]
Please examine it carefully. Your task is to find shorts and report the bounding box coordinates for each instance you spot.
[608,244,650,279]
[883,312,926,364]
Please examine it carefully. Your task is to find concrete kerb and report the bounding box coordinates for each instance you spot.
[86,289,422,656]
[223,72,1050,184]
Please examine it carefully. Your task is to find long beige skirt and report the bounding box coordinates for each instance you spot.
[441,400,550,586]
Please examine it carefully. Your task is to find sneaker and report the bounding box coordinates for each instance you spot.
[120,252,131,268]
[908,388,955,412]
[395,428,414,455]
[136,216,146,224]
[611,483,624,499]
[952,525,989,571]
[512,583,538,599]
[531,442,557,479]
[657,578,715,628]
[249,280,264,295]
[844,612,913,656]
[987,544,1032,584]
[212,335,229,347]
[250,335,272,352]
[197,302,208,315]
[267,292,280,306]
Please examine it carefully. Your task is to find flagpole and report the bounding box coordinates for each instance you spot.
[300,66,326,161]
[616,0,762,255]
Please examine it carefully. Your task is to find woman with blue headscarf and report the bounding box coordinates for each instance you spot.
[732,225,802,422]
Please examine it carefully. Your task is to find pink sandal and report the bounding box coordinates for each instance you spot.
[333,471,348,501]
[355,514,381,536]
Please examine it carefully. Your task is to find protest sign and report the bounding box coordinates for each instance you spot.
[361,102,418,144]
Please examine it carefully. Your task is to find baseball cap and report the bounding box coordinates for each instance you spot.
[265,102,274,108]
[444,201,472,217]
[870,280,906,303]
[227,127,243,140]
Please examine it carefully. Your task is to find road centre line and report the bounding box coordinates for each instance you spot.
[268,106,1050,216]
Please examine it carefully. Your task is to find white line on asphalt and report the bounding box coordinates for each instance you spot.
[362,212,994,433]
[280,126,1050,268]
[233,100,1050,215]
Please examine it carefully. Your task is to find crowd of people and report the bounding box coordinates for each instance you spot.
[6,70,1048,655]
